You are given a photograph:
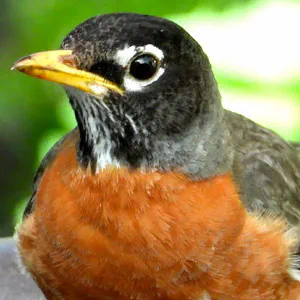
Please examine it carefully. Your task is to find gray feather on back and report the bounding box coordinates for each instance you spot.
[226,110,300,225]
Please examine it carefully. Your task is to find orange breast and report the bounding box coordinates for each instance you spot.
[18,134,299,299]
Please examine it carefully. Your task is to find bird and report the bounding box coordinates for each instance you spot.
[11,13,300,299]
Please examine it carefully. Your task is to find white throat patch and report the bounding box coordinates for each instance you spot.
[288,268,300,281]
[65,86,122,173]
[87,115,121,173]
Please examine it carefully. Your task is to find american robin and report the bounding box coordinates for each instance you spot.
[12,13,300,299]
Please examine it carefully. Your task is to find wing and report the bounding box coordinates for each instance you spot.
[0,238,44,300]
[226,110,300,226]
[23,128,79,219]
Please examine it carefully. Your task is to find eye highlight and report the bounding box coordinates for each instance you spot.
[129,54,158,81]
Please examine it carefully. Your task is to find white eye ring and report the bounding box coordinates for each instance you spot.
[114,44,165,92]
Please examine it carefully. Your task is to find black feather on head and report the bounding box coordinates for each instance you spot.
[61,13,229,177]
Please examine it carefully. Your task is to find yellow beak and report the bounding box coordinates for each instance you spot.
[11,50,124,95]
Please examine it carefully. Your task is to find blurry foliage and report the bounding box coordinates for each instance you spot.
[1,0,299,236]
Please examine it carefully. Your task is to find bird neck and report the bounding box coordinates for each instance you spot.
[77,112,120,172]
[67,89,121,172]
[68,89,233,178]
[75,111,233,179]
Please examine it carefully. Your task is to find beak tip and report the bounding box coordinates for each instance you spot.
[11,55,33,72]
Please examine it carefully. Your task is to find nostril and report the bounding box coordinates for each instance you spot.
[60,54,77,68]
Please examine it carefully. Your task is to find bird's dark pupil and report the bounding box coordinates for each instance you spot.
[129,55,158,80]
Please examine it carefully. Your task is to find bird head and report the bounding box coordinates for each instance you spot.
[12,13,231,177]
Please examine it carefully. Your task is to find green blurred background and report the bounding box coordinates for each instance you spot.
[1,0,300,236]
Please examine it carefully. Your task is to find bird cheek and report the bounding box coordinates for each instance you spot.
[89,84,109,97]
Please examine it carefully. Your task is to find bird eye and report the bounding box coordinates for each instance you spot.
[129,54,158,81]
